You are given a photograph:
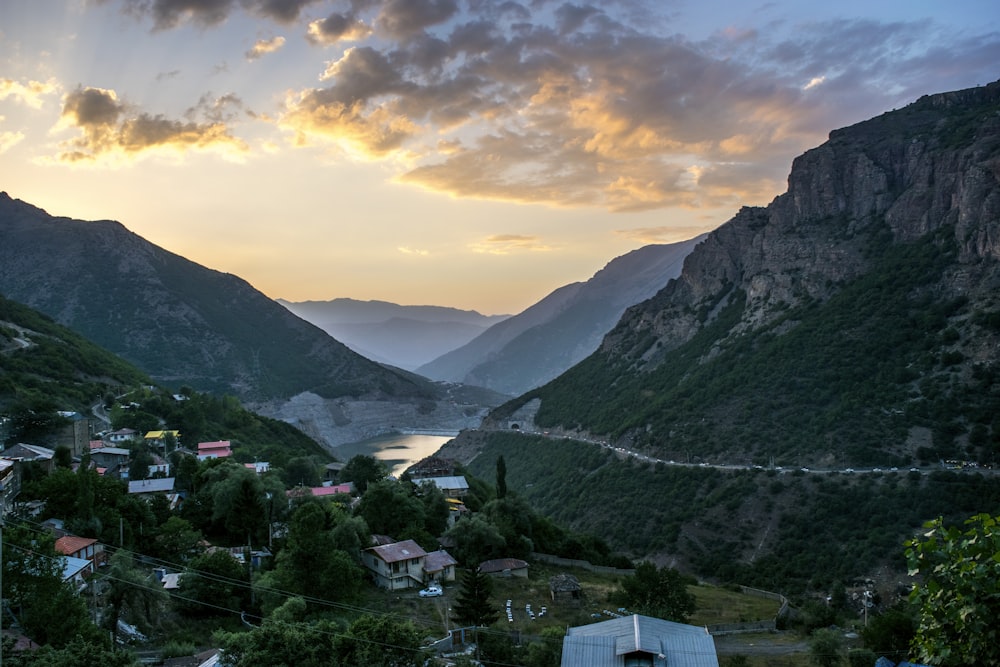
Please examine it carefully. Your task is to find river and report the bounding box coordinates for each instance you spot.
[330,432,456,476]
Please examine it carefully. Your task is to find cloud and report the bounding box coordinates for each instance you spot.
[307,13,373,45]
[120,0,323,29]
[0,130,25,153]
[397,246,430,256]
[469,234,552,255]
[615,225,715,244]
[246,35,286,61]
[109,2,1000,213]
[374,0,459,39]
[0,78,59,109]
[55,86,248,163]
[803,75,825,90]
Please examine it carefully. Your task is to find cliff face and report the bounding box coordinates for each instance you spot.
[604,81,1000,365]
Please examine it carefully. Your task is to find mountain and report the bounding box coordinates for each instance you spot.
[436,80,1000,590]
[489,80,1000,468]
[276,298,509,370]
[416,238,705,396]
[0,195,503,448]
[0,293,152,412]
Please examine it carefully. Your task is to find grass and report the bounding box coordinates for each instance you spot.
[358,562,783,640]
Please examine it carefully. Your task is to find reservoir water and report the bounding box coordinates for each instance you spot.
[331,432,456,476]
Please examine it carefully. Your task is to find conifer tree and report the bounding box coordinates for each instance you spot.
[452,567,499,627]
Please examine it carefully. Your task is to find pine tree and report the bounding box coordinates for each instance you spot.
[451,568,499,627]
[496,455,507,499]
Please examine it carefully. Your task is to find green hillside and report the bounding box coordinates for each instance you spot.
[506,226,1000,468]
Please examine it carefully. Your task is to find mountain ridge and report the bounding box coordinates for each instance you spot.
[417,236,706,396]
[487,79,1000,466]
[277,297,509,370]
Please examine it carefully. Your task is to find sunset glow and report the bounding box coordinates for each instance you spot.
[1,1,997,314]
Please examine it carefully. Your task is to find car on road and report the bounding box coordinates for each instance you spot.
[419,585,443,598]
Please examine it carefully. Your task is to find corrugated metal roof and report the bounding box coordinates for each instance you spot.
[562,615,719,667]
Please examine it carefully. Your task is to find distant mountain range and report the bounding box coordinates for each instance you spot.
[416,238,705,396]
[276,298,509,371]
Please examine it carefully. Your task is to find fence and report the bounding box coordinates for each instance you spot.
[529,552,635,576]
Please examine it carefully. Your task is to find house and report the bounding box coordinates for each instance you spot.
[407,456,457,478]
[90,447,130,471]
[479,558,529,578]
[128,477,176,495]
[55,411,91,457]
[162,648,222,667]
[423,549,458,584]
[285,483,354,503]
[410,475,469,498]
[324,461,345,483]
[362,539,429,590]
[145,430,182,450]
[0,458,20,515]
[561,614,720,667]
[245,461,270,474]
[549,573,582,603]
[2,443,56,473]
[62,556,93,591]
[197,440,232,461]
[128,477,180,509]
[108,428,138,444]
[55,534,105,568]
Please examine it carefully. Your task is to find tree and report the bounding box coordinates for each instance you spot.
[177,549,249,617]
[905,513,1000,666]
[443,515,506,566]
[152,516,203,562]
[104,549,167,639]
[810,628,844,667]
[260,501,364,612]
[1,522,98,647]
[1,635,139,667]
[496,455,507,499]
[860,604,915,660]
[333,614,427,666]
[452,567,499,627]
[615,561,696,623]
[356,478,426,541]
[340,454,387,494]
[216,617,336,667]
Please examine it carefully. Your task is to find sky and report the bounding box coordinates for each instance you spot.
[1,1,998,315]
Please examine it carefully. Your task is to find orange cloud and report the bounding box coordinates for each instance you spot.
[54,87,248,164]
[246,36,286,61]
[469,235,552,255]
[0,78,59,109]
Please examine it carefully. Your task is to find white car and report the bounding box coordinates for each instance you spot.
[419,585,443,598]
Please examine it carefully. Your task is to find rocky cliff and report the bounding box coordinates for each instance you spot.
[605,81,1000,367]
[489,80,1000,467]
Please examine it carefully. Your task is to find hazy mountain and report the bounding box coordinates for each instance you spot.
[0,195,505,448]
[276,298,509,370]
[417,238,705,396]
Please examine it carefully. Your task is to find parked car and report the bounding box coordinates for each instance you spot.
[419,585,443,598]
